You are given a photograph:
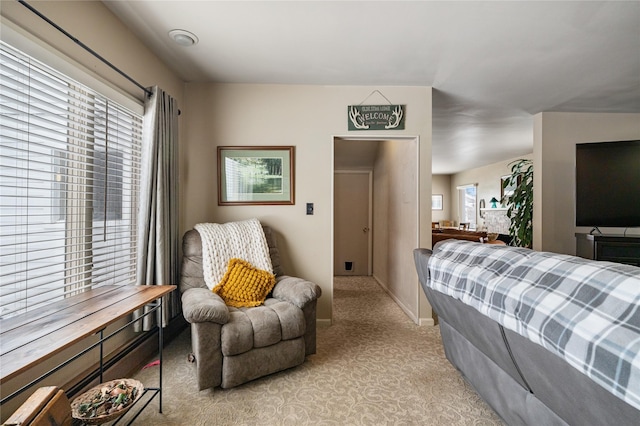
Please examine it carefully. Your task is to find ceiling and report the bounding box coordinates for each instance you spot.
[104,1,640,174]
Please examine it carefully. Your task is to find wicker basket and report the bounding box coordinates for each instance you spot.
[71,378,144,425]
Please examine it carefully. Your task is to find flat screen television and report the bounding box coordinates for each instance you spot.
[575,140,640,228]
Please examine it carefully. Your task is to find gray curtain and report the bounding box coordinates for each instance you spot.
[134,86,180,331]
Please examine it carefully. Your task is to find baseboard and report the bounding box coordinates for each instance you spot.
[316,318,332,327]
[419,317,436,326]
[372,274,420,325]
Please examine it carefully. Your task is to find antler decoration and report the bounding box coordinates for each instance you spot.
[385,105,403,129]
[349,106,369,129]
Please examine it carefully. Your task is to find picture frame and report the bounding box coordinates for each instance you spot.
[432,194,443,210]
[501,174,521,201]
[218,146,295,205]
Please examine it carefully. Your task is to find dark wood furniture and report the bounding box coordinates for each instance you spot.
[576,233,640,266]
[432,229,487,246]
[0,285,176,422]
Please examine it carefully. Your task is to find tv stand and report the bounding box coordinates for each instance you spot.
[576,233,640,266]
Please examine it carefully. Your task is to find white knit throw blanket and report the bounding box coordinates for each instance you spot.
[195,219,273,290]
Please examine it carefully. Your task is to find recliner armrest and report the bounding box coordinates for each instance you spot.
[272,275,322,309]
[182,288,230,324]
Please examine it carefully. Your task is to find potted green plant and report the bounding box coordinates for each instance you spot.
[502,159,533,248]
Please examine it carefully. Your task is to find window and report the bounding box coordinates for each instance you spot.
[457,183,477,229]
[92,149,125,221]
[0,42,143,319]
[225,157,283,198]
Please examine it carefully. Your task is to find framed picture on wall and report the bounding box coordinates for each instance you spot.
[218,146,295,205]
[432,194,443,210]
[501,174,521,201]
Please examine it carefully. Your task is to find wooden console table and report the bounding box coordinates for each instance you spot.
[0,285,176,423]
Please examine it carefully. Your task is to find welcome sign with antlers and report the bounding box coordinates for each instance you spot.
[348,104,405,131]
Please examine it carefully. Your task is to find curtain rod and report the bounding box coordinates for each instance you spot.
[18,0,153,99]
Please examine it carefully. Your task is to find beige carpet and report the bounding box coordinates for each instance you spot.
[127,276,503,425]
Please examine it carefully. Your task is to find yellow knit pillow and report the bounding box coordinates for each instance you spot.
[212,258,276,308]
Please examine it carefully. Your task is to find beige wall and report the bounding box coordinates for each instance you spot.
[450,154,534,229]
[372,139,421,323]
[431,174,451,223]
[533,112,640,254]
[1,1,183,105]
[183,83,432,322]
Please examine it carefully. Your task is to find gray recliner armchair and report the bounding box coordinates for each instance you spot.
[180,226,321,391]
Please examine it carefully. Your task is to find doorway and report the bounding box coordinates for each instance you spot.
[333,136,421,324]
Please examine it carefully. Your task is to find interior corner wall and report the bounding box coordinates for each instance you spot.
[0,1,184,107]
[534,112,640,255]
[183,84,432,323]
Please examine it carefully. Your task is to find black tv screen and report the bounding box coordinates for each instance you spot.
[576,140,640,228]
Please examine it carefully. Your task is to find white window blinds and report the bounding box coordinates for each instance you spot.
[0,42,144,320]
[456,183,478,229]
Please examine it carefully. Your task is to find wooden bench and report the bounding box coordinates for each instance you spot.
[3,386,72,426]
[0,285,176,419]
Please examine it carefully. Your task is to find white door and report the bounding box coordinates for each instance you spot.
[334,172,371,275]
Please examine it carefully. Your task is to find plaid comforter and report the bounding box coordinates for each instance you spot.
[427,240,640,410]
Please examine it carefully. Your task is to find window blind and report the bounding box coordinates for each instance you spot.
[457,183,478,229]
[0,42,143,320]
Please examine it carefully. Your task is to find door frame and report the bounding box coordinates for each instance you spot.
[334,170,373,276]
[332,135,423,326]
